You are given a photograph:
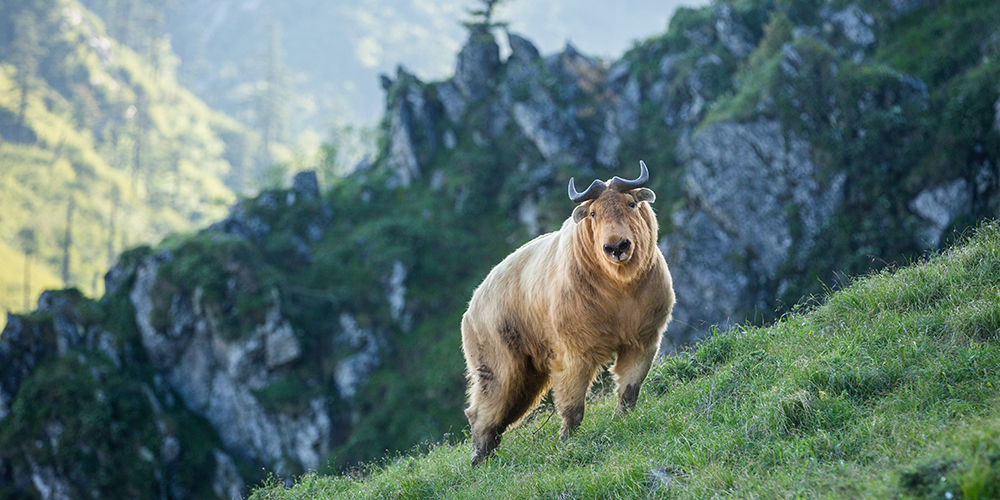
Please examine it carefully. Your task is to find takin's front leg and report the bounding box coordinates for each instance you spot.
[551,355,600,440]
[611,342,659,416]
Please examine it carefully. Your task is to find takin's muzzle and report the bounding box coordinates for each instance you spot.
[603,238,632,262]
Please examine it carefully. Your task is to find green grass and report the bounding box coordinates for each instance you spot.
[250,222,1000,499]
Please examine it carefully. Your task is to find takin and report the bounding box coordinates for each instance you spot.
[461,161,675,466]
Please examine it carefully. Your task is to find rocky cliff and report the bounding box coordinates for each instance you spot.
[376,0,998,345]
[2,0,999,497]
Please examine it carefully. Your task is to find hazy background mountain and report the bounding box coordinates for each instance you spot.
[88,0,710,123]
[80,0,710,150]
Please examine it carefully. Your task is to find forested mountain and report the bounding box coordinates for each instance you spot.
[0,0,251,324]
[1,0,999,498]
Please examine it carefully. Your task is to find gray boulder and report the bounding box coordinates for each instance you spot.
[828,4,876,47]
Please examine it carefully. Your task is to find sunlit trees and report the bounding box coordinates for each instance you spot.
[10,9,44,142]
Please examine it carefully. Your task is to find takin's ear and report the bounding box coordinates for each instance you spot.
[572,204,590,223]
[633,187,656,204]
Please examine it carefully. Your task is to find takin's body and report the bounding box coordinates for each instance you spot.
[462,161,675,465]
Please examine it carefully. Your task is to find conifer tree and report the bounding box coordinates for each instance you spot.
[463,0,508,31]
[11,9,43,142]
[62,196,75,287]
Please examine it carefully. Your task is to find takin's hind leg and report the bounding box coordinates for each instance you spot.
[467,359,549,466]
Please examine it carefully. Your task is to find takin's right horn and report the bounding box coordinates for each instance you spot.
[607,160,649,192]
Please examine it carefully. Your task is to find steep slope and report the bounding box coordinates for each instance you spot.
[0,0,250,323]
[248,222,1000,499]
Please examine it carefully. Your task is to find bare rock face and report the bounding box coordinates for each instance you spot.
[385,67,438,189]
[506,32,540,65]
[827,4,876,47]
[129,252,330,472]
[0,288,235,500]
[333,313,383,399]
[212,450,244,500]
[663,120,845,348]
[436,81,467,123]
[504,43,599,169]
[910,179,973,248]
[890,0,927,17]
[455,28,500,100]
[597,60,640,168]
[714,3,756,58]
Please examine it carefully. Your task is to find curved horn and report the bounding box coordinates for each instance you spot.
[608,160,649,192]
[568,177,606,203]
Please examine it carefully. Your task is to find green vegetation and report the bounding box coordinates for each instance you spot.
[0,287,224,500]
[0,0,249,317]
[614,0,1000,323]
[250,222,1000,499]
[4,0,1000,495]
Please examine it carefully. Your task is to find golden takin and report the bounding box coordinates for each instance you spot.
[461,161,675,465]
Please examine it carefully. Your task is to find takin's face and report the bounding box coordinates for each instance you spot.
[572,188,656,268]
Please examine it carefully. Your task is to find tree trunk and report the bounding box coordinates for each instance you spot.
[108,188,119,266]
[23,253,30,311]
[62,197,75,287]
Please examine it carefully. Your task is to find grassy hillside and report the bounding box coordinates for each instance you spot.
[250,222,1000,499]
[0,0,249,319]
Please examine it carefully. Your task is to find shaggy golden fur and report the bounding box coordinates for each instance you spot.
[461,186,674,466]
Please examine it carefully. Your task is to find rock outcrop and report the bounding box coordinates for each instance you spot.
[0,290,247,500]
[664,120,845,347]
[129,253,329,471]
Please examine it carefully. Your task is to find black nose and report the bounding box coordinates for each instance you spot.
[603,239,631,258]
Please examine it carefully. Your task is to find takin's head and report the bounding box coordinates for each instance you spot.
[568,161,658,274]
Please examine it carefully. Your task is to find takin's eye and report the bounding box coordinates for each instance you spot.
[628,201,636,209]
[590,211,596,218]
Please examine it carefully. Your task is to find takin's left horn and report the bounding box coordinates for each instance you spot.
[568,177,606,203]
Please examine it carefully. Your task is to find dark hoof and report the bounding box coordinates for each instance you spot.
[558,404,584,441]
[471,429,501,467]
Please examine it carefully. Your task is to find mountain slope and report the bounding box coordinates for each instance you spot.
[2,0,1000,497]
[249,221,1000,499]
[0,0,252,323]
